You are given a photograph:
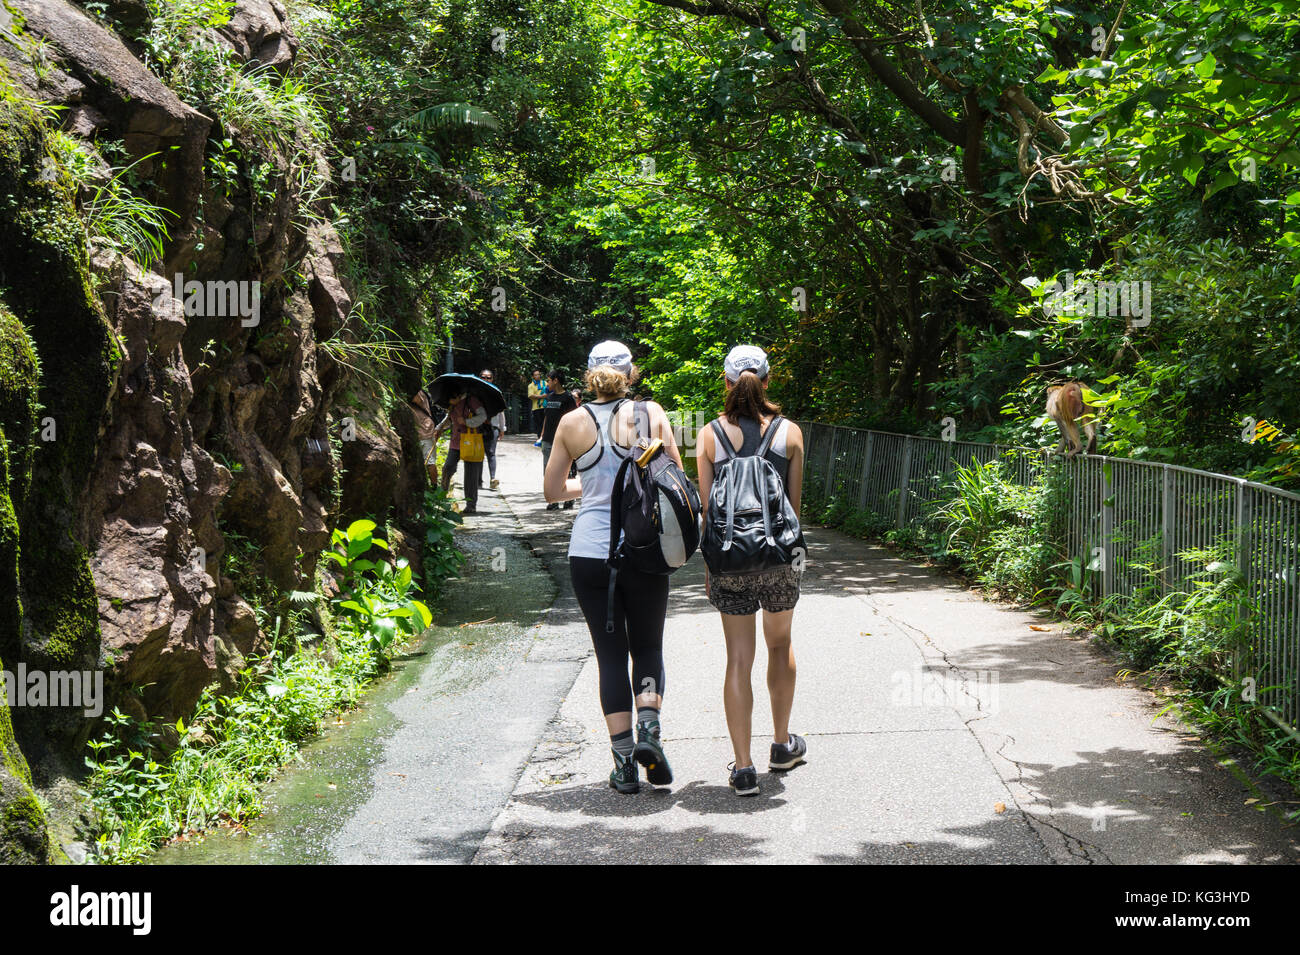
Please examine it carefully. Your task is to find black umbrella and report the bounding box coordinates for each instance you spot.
[424,372,506,418]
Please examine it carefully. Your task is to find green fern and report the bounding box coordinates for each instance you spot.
[394,102,500,136]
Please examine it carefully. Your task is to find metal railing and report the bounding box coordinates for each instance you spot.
[798,422,1300,734]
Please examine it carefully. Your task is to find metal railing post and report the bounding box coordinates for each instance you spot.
[896,436,913,528]
[1161,464,1173,593]
[1100,459,1116,599]
[826,427,839,496]
[858,432,875,511]
[1235,482,1252,682]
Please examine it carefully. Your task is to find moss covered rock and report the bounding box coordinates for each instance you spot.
[0,64,115,769]
[0,296,48,864]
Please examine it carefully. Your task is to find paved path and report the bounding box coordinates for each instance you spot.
[466,437,1298,864]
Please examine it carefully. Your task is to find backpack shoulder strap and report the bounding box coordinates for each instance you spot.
[605,454,635,634]
[756,415,785,458]
[607,454,634,565]
[633,401,651,444]
[710,419,738,458]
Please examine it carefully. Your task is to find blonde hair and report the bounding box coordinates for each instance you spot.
[584,363,640,399]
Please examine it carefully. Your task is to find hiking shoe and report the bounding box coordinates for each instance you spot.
[490,479,500,490]
[770,733,807,772]
[729,763,759,797]
[562,500,574,510]
[546,502,559,511]
[610,750,640,794]
[633,721,673,786]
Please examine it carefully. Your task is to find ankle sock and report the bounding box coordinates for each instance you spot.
[636,707,660,731]
[611,729,634,758]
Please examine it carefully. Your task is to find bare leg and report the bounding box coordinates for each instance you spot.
[721,613,758,768]
[762,609,796,745]
[635,690,664,714]
[604,712,633,737]
[603,688,664,740]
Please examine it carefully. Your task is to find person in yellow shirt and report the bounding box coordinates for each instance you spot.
[527,369,548,438]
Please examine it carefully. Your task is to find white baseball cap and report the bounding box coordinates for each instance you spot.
[587,340,633,376]
[724,344,769,382]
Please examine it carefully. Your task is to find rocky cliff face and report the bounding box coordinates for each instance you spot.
[0,0,424,859]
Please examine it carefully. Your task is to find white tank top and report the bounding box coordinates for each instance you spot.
[567,400,635,559]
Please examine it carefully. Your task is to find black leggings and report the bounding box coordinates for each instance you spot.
[570,557,669,716]
[440,447,481,507]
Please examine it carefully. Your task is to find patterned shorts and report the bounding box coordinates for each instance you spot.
[707,566,802,616]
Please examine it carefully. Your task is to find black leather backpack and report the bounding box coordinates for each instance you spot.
[605,401,702,630]
[701,416,804,575]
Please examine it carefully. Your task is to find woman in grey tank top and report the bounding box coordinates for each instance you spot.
[543,341,686,795]
[696,345,808,796]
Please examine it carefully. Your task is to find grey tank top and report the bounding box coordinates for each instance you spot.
[567,400,634,560]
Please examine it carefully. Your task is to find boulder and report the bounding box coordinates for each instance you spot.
[216,0,299,72]
[337,408,408,529]
[86,256,233,722]
[214,596,265,691]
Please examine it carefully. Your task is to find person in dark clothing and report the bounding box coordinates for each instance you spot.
[540,370,577,510]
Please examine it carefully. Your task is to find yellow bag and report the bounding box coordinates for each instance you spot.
[460,427,485,463]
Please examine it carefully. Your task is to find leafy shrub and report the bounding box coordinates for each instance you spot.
[83,610,381,863]
[322,519,432,660]
[929,458,1063,597]
[83,505,464,862]
[421,488,465,595]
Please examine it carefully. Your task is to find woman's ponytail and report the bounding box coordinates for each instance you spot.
[725,372,780,424]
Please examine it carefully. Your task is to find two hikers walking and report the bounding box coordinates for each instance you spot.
[544,340,807,797]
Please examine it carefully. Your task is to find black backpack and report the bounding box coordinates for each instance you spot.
[604,401,702,631]
[700,415,805,576]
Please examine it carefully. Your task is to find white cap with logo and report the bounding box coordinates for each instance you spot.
[587,340,634,376]
[724,344,769,382]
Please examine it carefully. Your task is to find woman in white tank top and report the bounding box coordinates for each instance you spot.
[543,341,686,795]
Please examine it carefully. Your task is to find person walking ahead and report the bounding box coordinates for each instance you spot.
[543,341,685,794]
[539,370,576,511]
[696,345,807,796]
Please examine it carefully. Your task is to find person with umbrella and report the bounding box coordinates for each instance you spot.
[426,372,505,515]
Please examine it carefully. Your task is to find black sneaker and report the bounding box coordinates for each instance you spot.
[562,500,574,510]
[546,502,560,511]
[729,763,759,797]
[609,750,640,794]
[770,733,807,771]
[633,720,673,786]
